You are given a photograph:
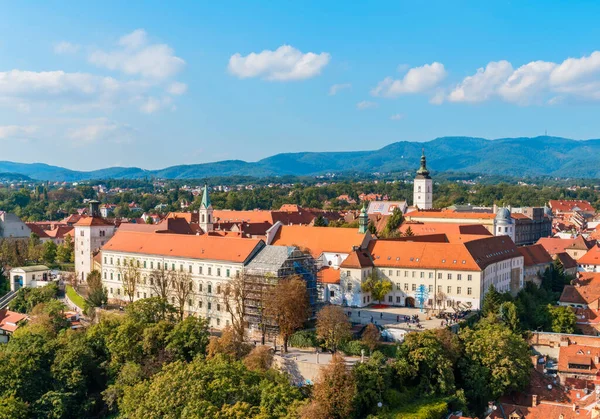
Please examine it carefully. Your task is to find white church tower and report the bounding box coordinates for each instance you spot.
[199,185,214,233]
[413,149,433,209]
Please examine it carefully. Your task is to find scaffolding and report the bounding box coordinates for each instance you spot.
[243,245,319,340]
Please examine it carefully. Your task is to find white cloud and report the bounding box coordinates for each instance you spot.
[118,29,148,49]
[228,45,330,81]
[0,125,37,139]
[89,29,185,80]
[448,61,513,103]
[356,100,378,110]
[448,51,600,105]
[390,113,404,120]
[328,83,351,95]
[140,97,161,114]
[53,41,80,55]
[167,82,187,95]
[67,118,134,145]
[371,62,447,97]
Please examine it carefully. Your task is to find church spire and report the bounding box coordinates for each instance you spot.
[201,185,211,209]
[416,148,430,179]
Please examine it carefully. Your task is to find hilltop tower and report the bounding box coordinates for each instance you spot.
[358,203,369,234]
[199,185,214,233]
[413,149,433,209]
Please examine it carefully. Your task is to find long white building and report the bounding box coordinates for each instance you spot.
[101,231,265,328]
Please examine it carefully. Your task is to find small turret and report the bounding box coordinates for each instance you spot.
[89,200,100,217]
[358,203,369,234]
[199,185,213,233]
[415,149,431,179]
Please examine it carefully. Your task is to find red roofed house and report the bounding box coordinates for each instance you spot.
[0,309,27,343]
[549,200,595,217]
[579,245,600,273]
[518,244,553,285]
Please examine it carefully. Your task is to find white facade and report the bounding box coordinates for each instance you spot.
[75,223,115,282]
[9,266,52,292]
[0,212,31,239]
[101,250,245,329]
[493,208,516,242]
[413,178,433,210]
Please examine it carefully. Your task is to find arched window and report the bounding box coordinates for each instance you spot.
[418,186,421,192]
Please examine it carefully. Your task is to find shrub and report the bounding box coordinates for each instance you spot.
[288,330,317,348]
[338,339,366,356]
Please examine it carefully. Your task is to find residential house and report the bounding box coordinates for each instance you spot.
[0,309,27,343]
[0,211,31,239]
[518,244,553,285]
[579,245,600,273]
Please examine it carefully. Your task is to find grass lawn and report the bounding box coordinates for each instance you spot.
[66,285,85,310]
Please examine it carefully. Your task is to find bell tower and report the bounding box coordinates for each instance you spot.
[199,185,214,233]
[413,149,433,209]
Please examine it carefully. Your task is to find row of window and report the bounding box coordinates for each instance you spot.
[103,256,235,278]
[108,288,225,312]
[378,269,474,281]
[104,272,224,294]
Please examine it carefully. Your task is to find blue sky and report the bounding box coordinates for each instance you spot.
[2,1,600,170]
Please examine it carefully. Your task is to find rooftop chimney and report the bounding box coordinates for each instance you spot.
[532,395,538,407]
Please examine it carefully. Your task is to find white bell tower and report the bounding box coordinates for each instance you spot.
[413,149,432,209]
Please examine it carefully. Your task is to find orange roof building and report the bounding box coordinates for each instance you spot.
[0,309,27,341]
[578,245,600,272]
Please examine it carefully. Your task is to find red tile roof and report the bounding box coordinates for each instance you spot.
[340,249,373,269]
[558,344,600,374]
[368,235,520,271]
[399,222,492,236]
[271,225,368,257]
[319,267,340,284]
[556,252,578,270]
[0,309,27,333]
[560,273,600,305]
[74,216,113,227]
[102,231,264,263]
[549,199,595,213]
[578,245,600,266]
[536,236,593,256]
[518,244,553,267]
[405,210,496,220]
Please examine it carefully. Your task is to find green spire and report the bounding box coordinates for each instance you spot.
[416,148,430,179]
[201,185,211,209]
[358,202,369,233]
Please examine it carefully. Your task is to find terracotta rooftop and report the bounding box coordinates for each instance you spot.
[398,222,492,236]
[368,235,520,272]
[319,266,340,284]
[536,236,593,256]
[560,273,600,305]
[405,210,496,220]
[340,249,374,269]
[102,231,264,263]
[74,216,113,227]
[556,252,578,270]
[518,244,553,267]
[0,309,27,333]
[558,344,600,375]
[271,225,368,257]
[549,199,595,213]
[578,245,600,266]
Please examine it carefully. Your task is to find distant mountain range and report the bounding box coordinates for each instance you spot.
[3,136,600,181]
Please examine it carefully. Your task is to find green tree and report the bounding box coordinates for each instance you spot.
[396,329,459,396]
[361,269,392,304]
[41,240,57,265]
[381,208,403,237]
[499,301,520,332]
[301,354,356,419]
[166,315,210,362]
[352,352,392,417]
[316,305,351,352]
[313,215,327,227]
[85,270,108,308]
[0,395,29,419]
[547,304,577,333]
[361,323,380,354]
[459,318,531,412]
[481,285,501,316]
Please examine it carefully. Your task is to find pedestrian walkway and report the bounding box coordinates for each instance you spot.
[345,306,454,331]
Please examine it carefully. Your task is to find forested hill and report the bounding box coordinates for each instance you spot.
[3,136,600,181]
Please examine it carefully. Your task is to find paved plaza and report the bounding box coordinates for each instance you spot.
[345,305,455,331]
